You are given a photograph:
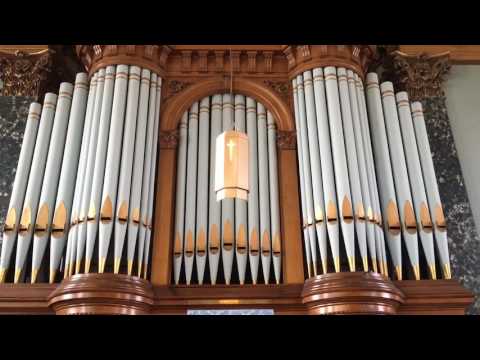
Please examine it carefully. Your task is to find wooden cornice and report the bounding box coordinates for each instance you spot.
[399,45,480,64]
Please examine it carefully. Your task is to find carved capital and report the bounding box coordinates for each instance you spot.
[283,45,377,80]
[0,49,54,98]
[75,45,174,77]
[387,50,451,101]
[159,130,179,149]
[276,130,296,149]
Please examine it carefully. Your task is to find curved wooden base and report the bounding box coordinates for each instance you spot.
[302,272,405,315]
[47,274,154,315]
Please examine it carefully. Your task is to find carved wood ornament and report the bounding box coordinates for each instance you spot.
[387,50,451,101]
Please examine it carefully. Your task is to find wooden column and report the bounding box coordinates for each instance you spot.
[150,131,179,286]
[277,132,304,284]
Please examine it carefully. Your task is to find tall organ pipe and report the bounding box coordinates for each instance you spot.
[246,96,260,283]
[13,94,56,283]
[355,73,387,275]
[173,112,188,284]
[338,67,366,272]
[68,73,97,275]
[184,102,199,285]
[98,65,134,273]
[0,102,41,283]
[301,72,328,274]
[311,68,340,274]
[136,74,158,277]
[141,78,161,279]
[380,82,420,280]
[268,111,282,284]
[127,72,157,275]
[30,83,73,284]
[396,92,436,279]
[111,66,141,274]
[411,102,451,279]
[208,95,222,284]
[292,79,313,277]
[235,95,248,285]
[81,66,116,273]
[221,94,235,284]
[324,67,355,272]
[295,78,319,275]
[365,73,402,279]
[347,69,374,272]
[124,70,151,275]
[113,69,149,274]
[49,73,89,282]
[79,68,106,273]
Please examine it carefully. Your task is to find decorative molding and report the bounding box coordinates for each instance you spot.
[0,49,54,97]
[164,80,193,101]
[399,45,480,64]
[388,50,451,101]
[75,45,174,77]
[158,130,180,149]
[276,131,297,150]
[283,45,377,80]
[264,80,289,99]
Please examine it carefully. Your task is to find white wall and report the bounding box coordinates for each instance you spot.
[445,65,480,233]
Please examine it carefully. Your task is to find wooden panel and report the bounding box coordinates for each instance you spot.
[150,148,177,286]
[399,45,480,64]
[0,45,48,54]
[278,148,305,284]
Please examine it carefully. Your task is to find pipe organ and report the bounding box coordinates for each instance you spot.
[0,45,469,315]
[173,94,282,285]
[293,67,451,281]
[0,64,162,283]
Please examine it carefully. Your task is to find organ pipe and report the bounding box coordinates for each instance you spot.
[301,72,328,275]
[221,94,235,285]
[411,102,451,279]
[347,69,374,272]
[30,83,73,284]
[380,81,420,280]
[140,78,161,279]
[295,77,319,276]
[98,65,132,273]
[68,72,97,275]
[324,66,355,272]
[13,94,56,283]
[246,96,260,284]
[123,70,151,275]
[49,73,89,282]
[184,102,199,285]
[235,95,248,285]
[208,95,222,284]
[396,92,436,279]
[365,73,402,279]
[0,102,41,283]
[173,112,188,284]
[257,103,272,283]
[196,97,210,284]
[292,79,313,278]
[268,111,281,284]
[338,67,366,272]
[80,68,106,273]
[311,68,340,274]
[136,74,158,277]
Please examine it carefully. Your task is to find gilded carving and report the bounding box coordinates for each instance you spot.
[0,50,53,97]
[388,50,451,101]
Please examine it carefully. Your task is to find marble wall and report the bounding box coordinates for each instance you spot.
[0,96,34,244]
[422,97,480,315]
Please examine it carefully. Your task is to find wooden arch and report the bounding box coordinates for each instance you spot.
[159,77,294,131]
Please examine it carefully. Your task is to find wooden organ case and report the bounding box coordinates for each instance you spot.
[0,45,473,315]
